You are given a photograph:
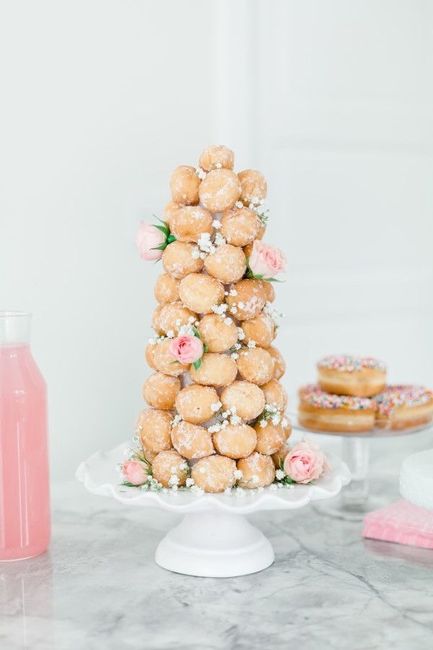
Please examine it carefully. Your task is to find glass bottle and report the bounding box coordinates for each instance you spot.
[0,312,50,560]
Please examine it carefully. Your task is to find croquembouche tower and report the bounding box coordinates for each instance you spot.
[130,145,293,493]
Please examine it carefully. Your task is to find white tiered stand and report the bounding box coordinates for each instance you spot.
[291,416,433,521]
[76,443,350,578]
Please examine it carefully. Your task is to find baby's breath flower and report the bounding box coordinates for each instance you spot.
[195,167,207,180]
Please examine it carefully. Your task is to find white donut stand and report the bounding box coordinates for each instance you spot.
[76,443,350,578]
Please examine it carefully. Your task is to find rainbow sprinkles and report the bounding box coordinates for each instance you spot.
[374,385,433,416]
[318,355,386,373]
[299,385,375,411]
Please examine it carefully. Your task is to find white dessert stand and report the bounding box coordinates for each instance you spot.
[76,443,350,578]
[291,416,433,522]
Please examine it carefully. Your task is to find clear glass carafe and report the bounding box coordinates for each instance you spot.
[0,312,50,560]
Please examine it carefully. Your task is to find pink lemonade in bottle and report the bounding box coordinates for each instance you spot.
[0,312,50,560]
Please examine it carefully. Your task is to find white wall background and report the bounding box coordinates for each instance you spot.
[1,0,432,479]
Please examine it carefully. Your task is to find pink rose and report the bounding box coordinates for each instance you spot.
[136,222,166,261]
[168,335,203,364]
[122,459,148,485]
[249,240,286,278]
[283,440,328,484]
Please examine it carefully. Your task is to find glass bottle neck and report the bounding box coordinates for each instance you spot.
[0,312,31,346]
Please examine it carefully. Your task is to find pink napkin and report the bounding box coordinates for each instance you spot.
[362,499,433,549]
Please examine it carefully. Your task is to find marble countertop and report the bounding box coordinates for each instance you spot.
[1,433,433,650]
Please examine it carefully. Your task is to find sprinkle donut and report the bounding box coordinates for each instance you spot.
[373,385,433,431]
[317,355,387,397]
[298,384,376,433]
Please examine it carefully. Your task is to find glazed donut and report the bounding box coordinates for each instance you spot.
[197,314,238,352]
[170,165,200,205]
[151,304,164,335]
[226,279,267,320]
[272,443,290,469]
[298,384,376,433]
[220,207,261,247]
[191,455,236,493]
[237,169,267,205]
[145,341,157,369]
[142,372,180,410]
[260,280,275,303]
[256,220,266,240]
[162,241,204,279]
[240,313,275,348]
[220,381,265,421]
[237,347,275,386]
[158,301,196,335]
[190,352,237,387]
[199,145,234,172]
[178,273,224,314]
[254,420,291,455]
[151,450,188,488]
[237,452,275,488]
[268,346,286,380]
[163,201,181,227]
[261,379,288,411]
[137,409,173,454]
[169,206,213,243]
[175,384,220,424]
[213,423,257,459]
[204,244,246,284]
[152,339,185,376]
[317,355,386,397]
[154,273,180,304]
[373,385,433,431]
[198,169,241,212]
[171,421,214,460]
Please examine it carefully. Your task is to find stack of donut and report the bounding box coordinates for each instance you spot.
[298,354,433,433]
[138,145,291,493]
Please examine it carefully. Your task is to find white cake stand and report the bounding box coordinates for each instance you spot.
[76,443,350,578]
[291,415,433,522]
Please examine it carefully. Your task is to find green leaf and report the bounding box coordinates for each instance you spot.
[154,224,169,235]
[203,343,208,353]
[166,234,176,244]
[153,214,169,226]
[192,326,201,338]
[193,358,202,370]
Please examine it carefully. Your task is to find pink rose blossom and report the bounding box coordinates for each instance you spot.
[168,335,203,365]
[283,440,329,484]
[122,459,148,485]
[249,240,286,278]
[136,222,166,261]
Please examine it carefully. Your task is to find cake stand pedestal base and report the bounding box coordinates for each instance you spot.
[155,511,274,578]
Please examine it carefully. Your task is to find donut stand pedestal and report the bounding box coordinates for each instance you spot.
[292,419,433,521]
[76,443,350,578]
